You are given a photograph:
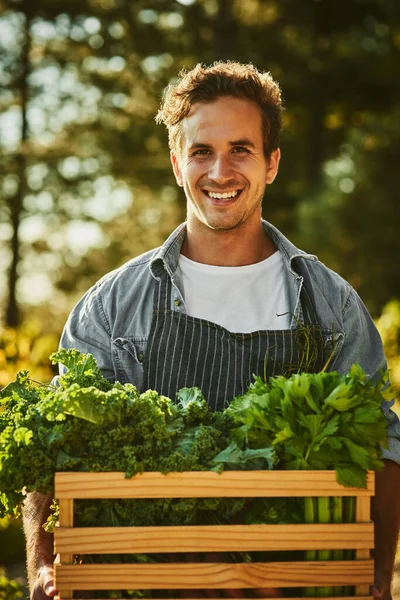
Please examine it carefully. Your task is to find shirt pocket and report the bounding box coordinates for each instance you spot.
[112,337,147,390]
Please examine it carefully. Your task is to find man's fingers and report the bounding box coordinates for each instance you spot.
[43,581,57,597]
[371,585,392,600]
[38,565,58,598]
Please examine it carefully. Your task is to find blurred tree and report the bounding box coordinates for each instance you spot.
[1,0,117,326]
[1,0,400,326]
[3,1,32,327]
[0,0,184,327]
[296,109,400,315]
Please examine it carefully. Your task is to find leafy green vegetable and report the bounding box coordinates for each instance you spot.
[212,441,275,471]
[227,364,388,483]
[226,363,389,597]
[0,350,240,521]
[0,350,391,599]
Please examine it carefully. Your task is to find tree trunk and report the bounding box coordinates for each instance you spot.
[6,1,32,327]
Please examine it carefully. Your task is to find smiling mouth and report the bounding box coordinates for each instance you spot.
[203,190,243,200]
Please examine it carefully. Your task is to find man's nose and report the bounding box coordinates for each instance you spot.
[208,155,235,184]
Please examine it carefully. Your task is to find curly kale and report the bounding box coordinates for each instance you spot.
[0,349,238,519]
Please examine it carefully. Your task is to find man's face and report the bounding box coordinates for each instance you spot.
[171,96,280,234]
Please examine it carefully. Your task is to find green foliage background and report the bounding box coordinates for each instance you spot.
[1,0,400,327]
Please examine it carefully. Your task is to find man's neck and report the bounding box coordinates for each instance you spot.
[181,221,277,267]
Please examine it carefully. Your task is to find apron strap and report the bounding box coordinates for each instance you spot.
[152,268,171,313]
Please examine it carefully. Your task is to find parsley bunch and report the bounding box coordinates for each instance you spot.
[222,364,389,596]
[224,365,388,485]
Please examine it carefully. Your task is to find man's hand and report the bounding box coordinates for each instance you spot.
[30,565,57,600]
[23,492,55,598]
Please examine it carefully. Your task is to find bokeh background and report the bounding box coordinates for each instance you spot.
[1,0,400,597]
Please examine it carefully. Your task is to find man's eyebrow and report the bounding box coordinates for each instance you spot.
[188,142,211,150]
[188,139,256,150]
[230,138,256,148]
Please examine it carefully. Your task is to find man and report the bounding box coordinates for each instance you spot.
[24,61,400,599]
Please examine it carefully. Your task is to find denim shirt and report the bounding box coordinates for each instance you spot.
[59,220,400,463]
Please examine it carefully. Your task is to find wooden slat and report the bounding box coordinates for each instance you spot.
[57,498,74,598]
[54,560,374,589]
[54,522,374,554]
[357,496,371,522]
[355,494,373,594]
[355,552,372,595]
[54,470,375,499]
[58,498,73,528]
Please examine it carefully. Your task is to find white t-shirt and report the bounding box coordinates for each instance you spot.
[178,251,291,333]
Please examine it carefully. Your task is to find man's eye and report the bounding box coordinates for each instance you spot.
[232,146,249,154]
[193,149,210,156]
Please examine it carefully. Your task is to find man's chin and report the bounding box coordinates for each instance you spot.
[200,215,245,232]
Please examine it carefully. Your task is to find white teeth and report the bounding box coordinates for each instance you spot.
[208,190,239,199]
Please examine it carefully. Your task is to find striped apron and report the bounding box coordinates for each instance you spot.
[143,268,328,411]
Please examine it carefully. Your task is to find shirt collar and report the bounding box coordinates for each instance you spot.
[150,222,186,279]
[261,220,318,277]
[150,220,317,279]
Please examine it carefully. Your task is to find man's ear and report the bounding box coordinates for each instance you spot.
[266,148,281,184]
[171,151,183,187]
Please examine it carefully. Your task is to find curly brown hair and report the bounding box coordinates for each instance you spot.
[156,61,283,158]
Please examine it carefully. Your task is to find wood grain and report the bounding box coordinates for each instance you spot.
[54,470,375,598]
[54,560,374,589]
[357,496,371,522]
[355,494,373,594]
[54,522,373,554]
[54,470,375,499]
[57,498,74,598]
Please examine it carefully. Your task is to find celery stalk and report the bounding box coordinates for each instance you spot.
[345,495,355,524]
[342,496,356,596]
[332,496,343,597]
[304,497,316,597]
[317,497,334,596]
[304,496,317,558]
[332,496,342,558]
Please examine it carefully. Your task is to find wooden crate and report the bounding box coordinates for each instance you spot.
[54,470,375,600]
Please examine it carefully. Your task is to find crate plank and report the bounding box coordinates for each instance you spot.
[54,471,374,499]
[54,522,374,554]
[357,496,371,522]
[355,494,373,594]
[54,471,375,599]
[54,560,374,589]
[57,498,74,598]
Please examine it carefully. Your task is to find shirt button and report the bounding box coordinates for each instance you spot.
[174,299,181,307]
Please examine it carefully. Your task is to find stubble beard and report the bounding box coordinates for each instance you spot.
[194,186,265,232]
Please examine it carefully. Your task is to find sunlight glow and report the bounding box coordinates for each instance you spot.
[66,220,104,254]
[84,17,101,35]
[0,107,21,151]
[18,272,54,305]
